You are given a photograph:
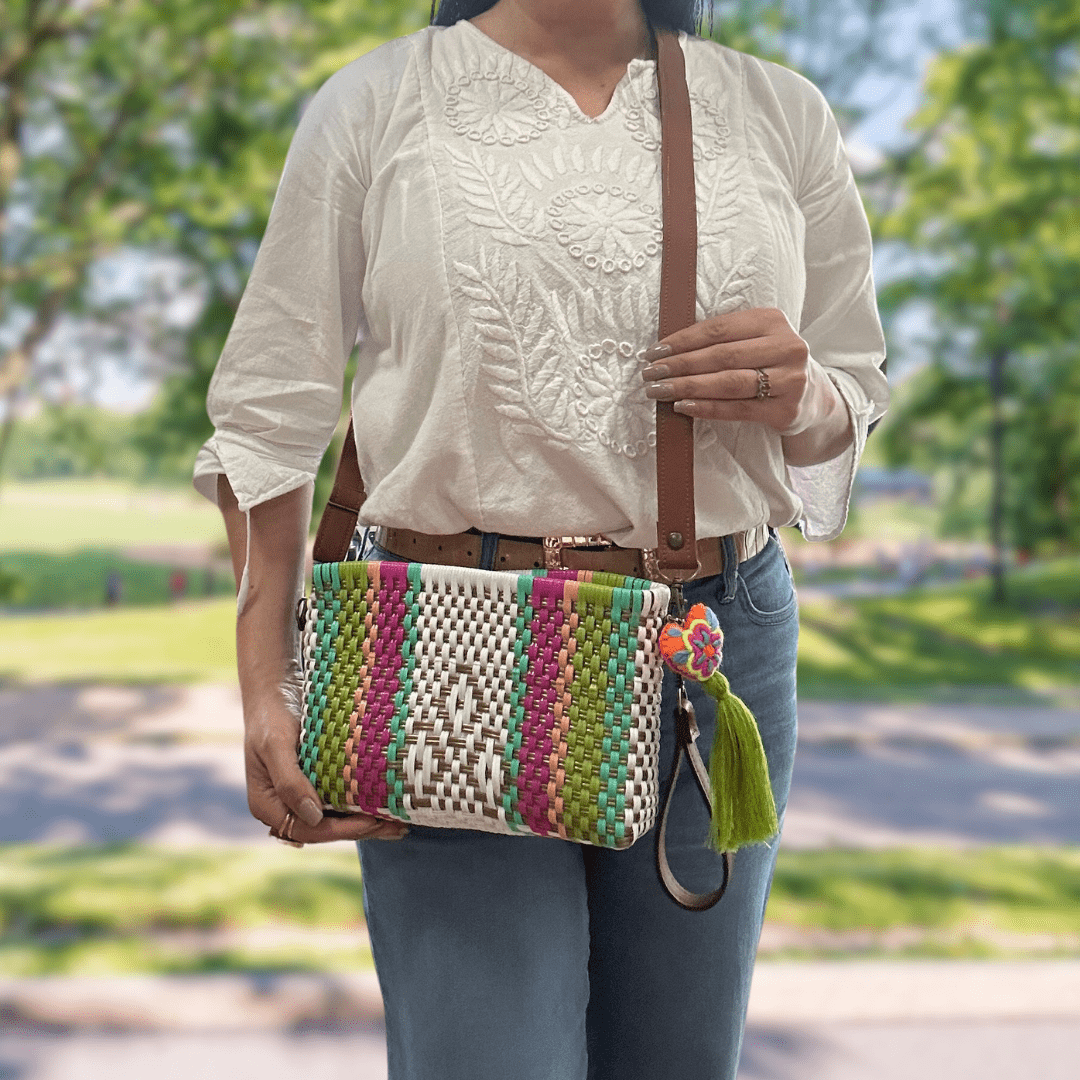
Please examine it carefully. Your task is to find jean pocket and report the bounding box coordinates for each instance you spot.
[735,537,798,626]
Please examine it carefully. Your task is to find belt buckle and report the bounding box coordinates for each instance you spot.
[543,535,614,570]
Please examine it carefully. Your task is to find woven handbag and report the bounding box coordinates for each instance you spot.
[295,28,777,909]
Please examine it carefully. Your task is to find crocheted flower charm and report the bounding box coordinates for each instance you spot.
[660,602,724,681]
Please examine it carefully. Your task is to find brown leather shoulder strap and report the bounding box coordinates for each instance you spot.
[654,28,698,577]
[312,419,365,564]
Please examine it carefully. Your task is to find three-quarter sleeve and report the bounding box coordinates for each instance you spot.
[784,80,889,540]
[192,66,368,513]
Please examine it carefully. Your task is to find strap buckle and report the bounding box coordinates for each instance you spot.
[542,535,615,570]
[643,547,702,585]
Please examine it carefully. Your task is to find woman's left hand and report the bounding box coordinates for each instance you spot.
[641,307,844,440]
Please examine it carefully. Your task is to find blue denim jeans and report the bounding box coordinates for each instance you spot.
[357,532,799,1080]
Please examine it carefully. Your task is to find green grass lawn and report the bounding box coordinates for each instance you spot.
[797,559,1080,704]
[0,598,237,684]
[0,845,370,977]
[2,844,1076,975]
[0,480,226,552]
[767,847,1080,958]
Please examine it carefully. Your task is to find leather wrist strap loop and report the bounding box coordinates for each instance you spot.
[656,685,732,910]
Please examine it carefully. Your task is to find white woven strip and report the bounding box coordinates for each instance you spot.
[398,567,525,833]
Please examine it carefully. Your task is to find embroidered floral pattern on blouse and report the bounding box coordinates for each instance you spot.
[689,87,732,162]
[435,29,778,464]
[547,183,661,274]
[573,336,657,458]
[444,71,554,145]
[624,92,661,151]
[456,249,659,460]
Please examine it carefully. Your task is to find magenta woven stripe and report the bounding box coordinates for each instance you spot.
[350,562,408,816]
[516,575,578,835]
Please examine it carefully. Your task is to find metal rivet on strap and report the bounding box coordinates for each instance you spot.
[667,531,684,550]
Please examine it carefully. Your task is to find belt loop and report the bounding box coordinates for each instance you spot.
[479,532,499,570]
[719,534,739,603]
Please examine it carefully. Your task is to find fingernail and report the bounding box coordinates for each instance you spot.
[298,797,324,827]
[645,383,676,400]
[642,342,672,362]
[387,828,409,841]
[673,400,697,414]
[641,363,671,381]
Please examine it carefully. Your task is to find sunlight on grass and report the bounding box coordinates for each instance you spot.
[797,560,1080,702]
[0,844,369,977]
[0,599,236,683]
[0,480,225,552]
[3,844,1076,974]
[764,847,1080,958]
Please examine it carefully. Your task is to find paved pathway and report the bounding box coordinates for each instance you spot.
[2,683,1077,847]
[2,681,1078,1078]
[3,963,1079,1080]
[4,1022,1079,1080]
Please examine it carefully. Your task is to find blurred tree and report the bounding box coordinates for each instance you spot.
[0,0,424,495]
[874,0,1080,598]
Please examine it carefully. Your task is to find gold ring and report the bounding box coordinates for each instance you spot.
[754,368,772,400]
[271,809,304,848]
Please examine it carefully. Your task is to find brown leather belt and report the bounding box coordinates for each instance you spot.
[376,524,770,580]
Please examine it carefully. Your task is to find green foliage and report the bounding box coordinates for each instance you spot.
[5,404,185,483]
[876,0,1080,552]
[0,0,429,473]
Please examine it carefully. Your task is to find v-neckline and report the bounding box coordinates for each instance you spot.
[457,18,659,125]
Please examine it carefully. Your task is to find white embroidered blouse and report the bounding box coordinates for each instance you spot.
[193,21,888,549]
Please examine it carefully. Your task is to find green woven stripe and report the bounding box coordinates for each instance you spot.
[597,585,643,846]
[559,596,591,841]
[499,575,531,831]
[315,562,369,808]
[561,591,614,844]
[300,562,345,793]
[385,563,421,820]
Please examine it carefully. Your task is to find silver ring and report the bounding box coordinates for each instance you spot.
[754,368,772,400]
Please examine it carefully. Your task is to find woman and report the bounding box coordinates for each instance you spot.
[194,1,888,1077]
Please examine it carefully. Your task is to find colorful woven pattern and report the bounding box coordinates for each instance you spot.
[299,561,670,849]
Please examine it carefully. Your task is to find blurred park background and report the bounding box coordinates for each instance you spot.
[1,0,1078,1077]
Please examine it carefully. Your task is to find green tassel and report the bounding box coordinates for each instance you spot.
[701,670,779,852]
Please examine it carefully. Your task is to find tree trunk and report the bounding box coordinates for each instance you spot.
[0,390,18,498]
[988,345,1008,603]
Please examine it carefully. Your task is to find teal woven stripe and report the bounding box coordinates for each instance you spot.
[594,584,644,847]
[611,584,644,844]
[500,575,532,831]
[300,562,342,785]
[386,562,422,820]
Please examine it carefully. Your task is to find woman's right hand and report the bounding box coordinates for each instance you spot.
[244,688,408,843]
[218,474,407,845]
